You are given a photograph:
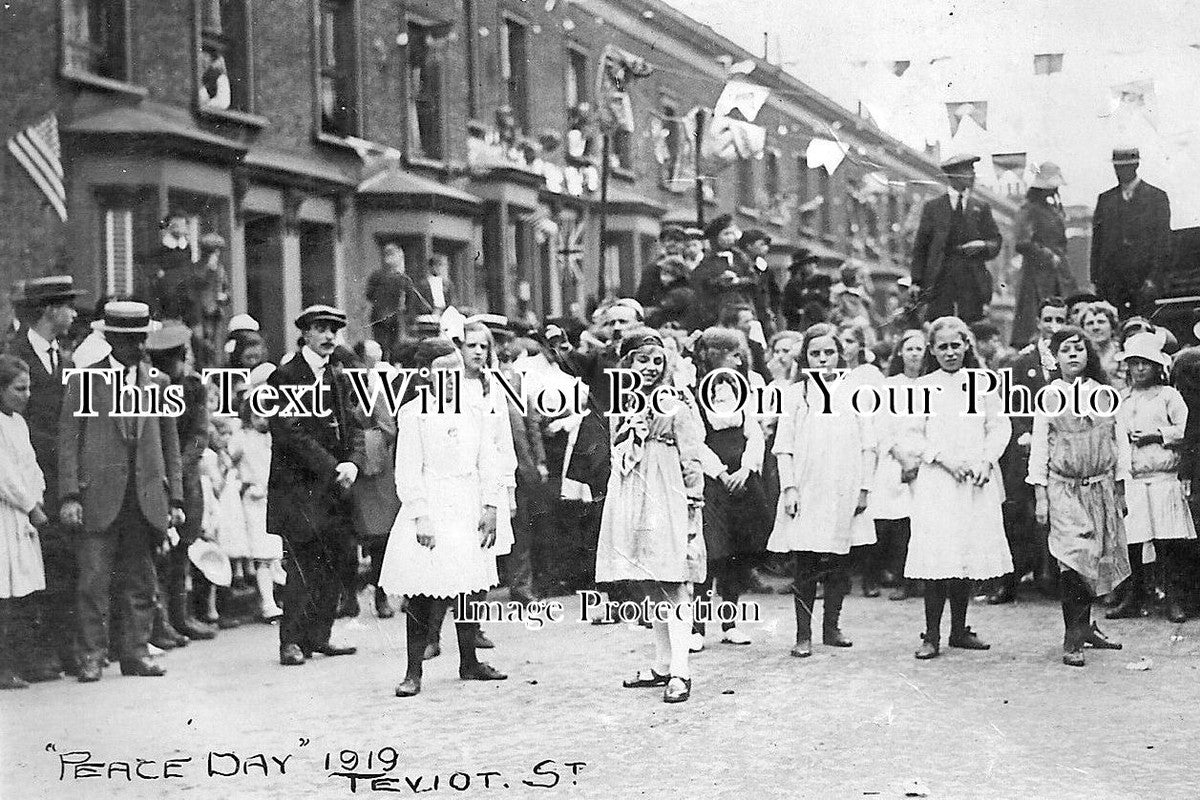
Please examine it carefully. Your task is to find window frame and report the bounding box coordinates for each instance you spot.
[311,0,364,144]
[192,0,268,127]
[402,14,450,164]
[500,13,530,134]
[59,0,146,97]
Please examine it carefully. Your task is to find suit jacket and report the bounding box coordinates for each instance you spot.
[1090,181,1171,296]
[265,354,366,543]
[409,275,455,316]
[688,249,757,330]
[910,193,1002,291]
[7,330,65,511]
[58,360,184,534]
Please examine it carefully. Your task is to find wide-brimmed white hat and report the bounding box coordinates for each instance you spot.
[188,540,232,587]
[1118,332,1171,369]
[1030,161,1066,190]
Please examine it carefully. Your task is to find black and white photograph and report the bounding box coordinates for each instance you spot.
[2,0,1200,797]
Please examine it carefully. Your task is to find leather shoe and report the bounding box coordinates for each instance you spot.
[305,641,357,657]
[986,585,1015,605]
[823,628,853,647]
[662,676,691,704]
[119,657,166,677]
[1084,622,1122,650]
[948,628,990,650]
[914,634,940,660]
[1062,648,1085,667]
[460,662,507,681]
[789,639,812,658]
[149,634,179,651]
[178,617,218,640]
[1166,600,1187,624]
[22,663,64,683]
[77,655,103,682]
[395,676,421,697]
[279,643,306,665]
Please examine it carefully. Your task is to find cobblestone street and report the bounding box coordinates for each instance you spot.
[3,588,1199,800]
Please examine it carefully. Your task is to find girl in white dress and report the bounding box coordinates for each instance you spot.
[235,404,283,621]
[838,322,886,596]
[903,317,1012,660]
[0,356,47,690]
[873,330,926,601]
[380,338,508,697]
[769,323,876,657]
[1109,332,1196,622]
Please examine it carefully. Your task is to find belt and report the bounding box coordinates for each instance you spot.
[1049,472,1110,488]
[647,433,677,447]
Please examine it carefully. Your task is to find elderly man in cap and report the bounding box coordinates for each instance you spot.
[266,305,365,666]
[59,301,185,681]
[910,153,1003,323]
[1091,147,1172,316]
[5,275,86,680]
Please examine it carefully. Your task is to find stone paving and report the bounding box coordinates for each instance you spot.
[3,588,1199,800]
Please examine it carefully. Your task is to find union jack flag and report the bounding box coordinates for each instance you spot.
[6,113,67,221]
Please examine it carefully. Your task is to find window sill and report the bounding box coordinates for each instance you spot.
[315,131,365,152]
[405,154,448,173]
[197,106,270,130]
[61,68,148,100]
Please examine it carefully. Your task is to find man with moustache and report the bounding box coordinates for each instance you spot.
[266,305,365,666]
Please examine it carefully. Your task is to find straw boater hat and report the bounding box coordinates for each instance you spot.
[227,313,260,334]
[1118,332,1171,369]
[145,321,193,352]
[294,304,347,331]
[91,301,162,335]
[1030,162,1066,190]
[16,275,88,306]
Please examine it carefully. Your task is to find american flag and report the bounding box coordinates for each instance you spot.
[6,113,67,221]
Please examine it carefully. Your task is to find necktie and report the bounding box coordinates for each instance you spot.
[48,345,58,374]
[954,194,965,216]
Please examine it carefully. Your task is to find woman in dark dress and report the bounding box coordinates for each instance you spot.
[1010,162,1077,347]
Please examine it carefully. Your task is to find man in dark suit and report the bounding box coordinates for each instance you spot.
[910,154,1003,323]
[266,305,365,666]
[1090,147,1172,316]
[59,301,185,682]
[988,296,1066,604]
[365,241,416,359]
[6,275,86,680]
[409,253,455,322]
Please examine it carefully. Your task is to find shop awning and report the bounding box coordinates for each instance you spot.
[243,147,357,191]
[358,169,481,214]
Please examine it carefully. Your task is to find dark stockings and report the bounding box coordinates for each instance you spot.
[1059,569,1093,650]
[405,592,482,681]
[792,552,849,641]
[693,556,747,636]
[922,578,971,643]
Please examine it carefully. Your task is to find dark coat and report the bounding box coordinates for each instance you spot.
[350,387,400,540]
[1011,199,1076,347]
[265,355,366,544]
[998,343,1057,500]
[365,268,415,320]
[688,248,757,330]
[409,275,456,317]
[910,193,1002,298]
[58,360,184,534]
[7,330,65,511]
[1090,180,1171,313]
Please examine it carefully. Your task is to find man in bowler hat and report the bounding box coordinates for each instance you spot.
[910,154,1003,323]
[267,305,365,666]
[1090,147,1172,316]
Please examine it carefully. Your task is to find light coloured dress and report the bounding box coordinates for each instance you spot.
[595,398,706,584]
[234,427,282,561]
[871,374,918,522]
[1027,379,1132,595]
[0,411,46,598]
[462,376,517,556]
[767,375,877,555]
[379,398,505,598]
[1118,385,1197,544]
[215,448,249,559]
[903,368,1013,580]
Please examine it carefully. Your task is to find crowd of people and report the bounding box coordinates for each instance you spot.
[1,148,1197,707]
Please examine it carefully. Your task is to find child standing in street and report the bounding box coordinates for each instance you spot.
[1027,326,1129,666]
[769,323,876,658]
[236,403,283,622]
[1108,332,1196,622]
